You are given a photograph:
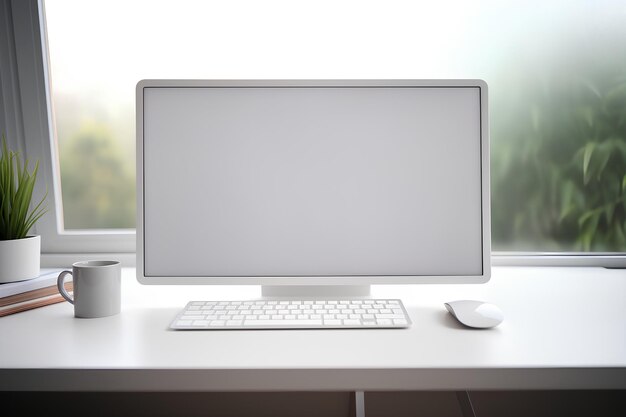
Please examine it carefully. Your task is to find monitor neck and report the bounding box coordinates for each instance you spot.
[261,285,371,298]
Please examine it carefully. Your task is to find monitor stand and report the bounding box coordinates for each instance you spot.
[261,285,371,298]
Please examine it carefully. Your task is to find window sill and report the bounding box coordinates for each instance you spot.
[40,252,626,269]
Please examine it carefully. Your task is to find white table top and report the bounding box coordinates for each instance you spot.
[1,266,625,391]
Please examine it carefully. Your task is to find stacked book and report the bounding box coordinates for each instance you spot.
[0,269,70,317]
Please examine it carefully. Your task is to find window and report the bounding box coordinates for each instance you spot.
[7,0,626,259]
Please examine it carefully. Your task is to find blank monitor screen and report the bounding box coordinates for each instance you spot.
[137,80,489,284]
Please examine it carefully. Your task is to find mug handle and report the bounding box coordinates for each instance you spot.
[57,271,74,304]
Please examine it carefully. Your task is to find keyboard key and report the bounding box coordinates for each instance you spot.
[245,319,323,326]
[181,315,205,320]
[376,313,405,319]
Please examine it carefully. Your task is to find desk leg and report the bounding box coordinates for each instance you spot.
[355,391,365,417]
[456,391,477,417]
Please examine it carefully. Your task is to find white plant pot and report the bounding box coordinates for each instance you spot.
[0,235,41,283]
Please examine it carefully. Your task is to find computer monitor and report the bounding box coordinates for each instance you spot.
[136,79,490,296]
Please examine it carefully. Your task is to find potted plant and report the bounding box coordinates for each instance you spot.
[0,134,47,283]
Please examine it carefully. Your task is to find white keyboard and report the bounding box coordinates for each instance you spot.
[170,299,411,330]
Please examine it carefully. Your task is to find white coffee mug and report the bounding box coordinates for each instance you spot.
[57,260,121,318]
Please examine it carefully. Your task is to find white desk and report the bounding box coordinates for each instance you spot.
[1,266,625,391]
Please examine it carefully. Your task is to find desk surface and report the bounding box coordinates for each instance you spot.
[1,266,625,391]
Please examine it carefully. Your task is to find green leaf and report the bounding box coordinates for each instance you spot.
[0,134,47,240]
[579,211,601,251]
[614,223,626,247]
[582,142,595,185]
[578,207,603,228]
[594,142,612,180]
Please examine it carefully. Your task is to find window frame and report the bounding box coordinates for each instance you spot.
[3,0,135,263]
[1,0,624,268]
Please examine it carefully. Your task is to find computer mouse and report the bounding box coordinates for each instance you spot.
[444,300,503,329]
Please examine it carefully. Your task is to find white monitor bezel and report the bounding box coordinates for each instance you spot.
[136,79,491,285]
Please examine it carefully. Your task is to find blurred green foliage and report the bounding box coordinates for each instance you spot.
[491,73,626,252]
[59,124,135,229]
[54,74,626,252]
